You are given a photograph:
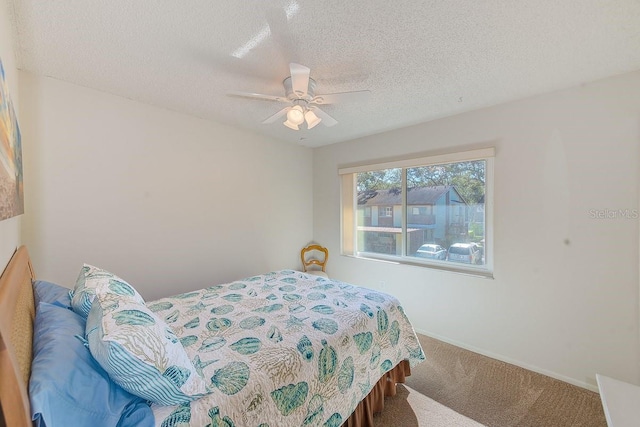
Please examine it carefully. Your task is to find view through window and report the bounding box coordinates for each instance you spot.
[341,148,493,275]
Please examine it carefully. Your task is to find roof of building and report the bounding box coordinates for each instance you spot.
[357,185,466,206]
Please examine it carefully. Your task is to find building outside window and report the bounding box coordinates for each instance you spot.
[340,148,494,276]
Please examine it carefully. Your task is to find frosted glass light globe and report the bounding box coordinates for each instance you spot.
[286,105,305,125]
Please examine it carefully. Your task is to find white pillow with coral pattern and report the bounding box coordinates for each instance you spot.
[86,282,209,405]
[71,264,145,318]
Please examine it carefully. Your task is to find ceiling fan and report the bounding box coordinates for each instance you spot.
[228,63,370,130]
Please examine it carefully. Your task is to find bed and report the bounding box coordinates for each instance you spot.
[0,246,425,427]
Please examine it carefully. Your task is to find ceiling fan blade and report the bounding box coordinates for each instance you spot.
[312,107,338,127]
[266,7,299,65]
[290,63,310,97]
[262,107,289,124]
[228,91,289,103]
[312,90,371,105]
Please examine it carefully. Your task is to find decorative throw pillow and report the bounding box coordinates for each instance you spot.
[86,283,209,405]
[71,264,145,318]
[30,302,154,427]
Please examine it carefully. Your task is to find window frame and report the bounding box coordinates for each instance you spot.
[339,148,494,278]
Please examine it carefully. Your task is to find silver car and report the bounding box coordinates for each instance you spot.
[415,244,447,260]
[447,243,482,264]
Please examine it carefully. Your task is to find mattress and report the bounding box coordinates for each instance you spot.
[147,270,425,426]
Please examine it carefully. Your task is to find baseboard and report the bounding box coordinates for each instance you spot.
[415,328,599,393]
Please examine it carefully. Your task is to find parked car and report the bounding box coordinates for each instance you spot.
[415,244,447,260]
[447,243,482,264]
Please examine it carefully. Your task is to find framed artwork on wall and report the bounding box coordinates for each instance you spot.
[0,57,24,221]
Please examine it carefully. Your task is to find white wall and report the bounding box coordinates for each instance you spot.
[19,73,314,300]
[0,0,21,270]
[314,71,640,390]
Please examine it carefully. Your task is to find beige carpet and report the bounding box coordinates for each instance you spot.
[373,384,484,426]
[373,334,607,427]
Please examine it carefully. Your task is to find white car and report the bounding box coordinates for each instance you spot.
[447,243,482,264]
[415,244,447,260]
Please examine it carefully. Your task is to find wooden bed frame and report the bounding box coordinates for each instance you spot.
[0,246,36,427]
[0,245,410,427]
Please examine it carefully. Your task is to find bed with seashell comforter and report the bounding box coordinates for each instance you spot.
[0,247,424,427]
[148,270,425,427]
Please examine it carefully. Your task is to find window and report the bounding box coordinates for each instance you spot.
[340,148,494,276]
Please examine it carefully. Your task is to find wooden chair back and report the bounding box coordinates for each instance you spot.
[300,244,329,273]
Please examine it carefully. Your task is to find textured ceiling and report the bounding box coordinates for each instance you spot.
[7,0,640,147]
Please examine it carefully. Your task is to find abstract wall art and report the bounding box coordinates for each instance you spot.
[0,58,23,221]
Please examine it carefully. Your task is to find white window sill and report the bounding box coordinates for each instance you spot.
[342,253,494,279]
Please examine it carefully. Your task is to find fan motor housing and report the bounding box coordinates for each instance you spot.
[283,76,316,101]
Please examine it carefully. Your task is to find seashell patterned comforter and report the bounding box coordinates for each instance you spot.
[148,270,425,427]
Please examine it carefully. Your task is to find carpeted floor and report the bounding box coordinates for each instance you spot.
[373,384,484,426]
[373,334,607,426]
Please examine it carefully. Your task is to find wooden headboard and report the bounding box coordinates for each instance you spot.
[0,246,36,427]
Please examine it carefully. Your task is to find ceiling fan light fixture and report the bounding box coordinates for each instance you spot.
[286,105,305,125]
[305,110,321,129]
[230,63,363,132]
[283,119,299,130]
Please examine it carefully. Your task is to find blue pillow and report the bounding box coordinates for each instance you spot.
[33,280,72,308]
[29,302,154,427]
